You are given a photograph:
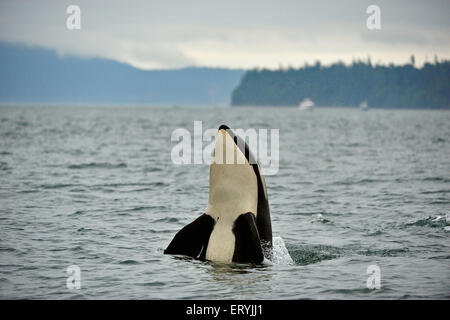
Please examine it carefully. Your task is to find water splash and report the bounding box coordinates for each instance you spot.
[265,237,294,265]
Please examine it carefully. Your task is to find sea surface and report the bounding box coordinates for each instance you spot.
[0,105,449,299]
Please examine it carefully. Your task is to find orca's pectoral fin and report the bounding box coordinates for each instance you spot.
[232,212,264,264]
[164,213,215,260]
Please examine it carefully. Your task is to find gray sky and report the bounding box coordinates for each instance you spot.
[0,0,449,69]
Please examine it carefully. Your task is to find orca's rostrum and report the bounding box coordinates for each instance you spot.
[164,125,272,263]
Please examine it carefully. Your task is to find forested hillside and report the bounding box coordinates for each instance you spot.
[231,59,450,109]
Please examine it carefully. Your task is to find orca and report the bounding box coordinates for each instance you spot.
[164,124,272,264]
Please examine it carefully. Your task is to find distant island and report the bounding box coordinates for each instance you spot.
[231,58,450,109]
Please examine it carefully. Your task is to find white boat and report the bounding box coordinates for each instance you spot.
[298,98,315,110]
[359,100,369,111]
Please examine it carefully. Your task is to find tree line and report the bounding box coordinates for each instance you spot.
[231,58,450,109]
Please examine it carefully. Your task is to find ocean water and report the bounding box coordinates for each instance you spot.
[0,105,449,299]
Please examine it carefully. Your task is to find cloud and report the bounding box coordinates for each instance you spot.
[0,0,449,69]
[361,31,429,46]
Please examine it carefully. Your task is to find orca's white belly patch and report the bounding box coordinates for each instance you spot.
[205,222,235,263]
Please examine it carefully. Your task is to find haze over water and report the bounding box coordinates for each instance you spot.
[0,105,449,299]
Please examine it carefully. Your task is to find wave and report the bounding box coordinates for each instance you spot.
[286,243,410,265]
[332,178,388,186]
[70,210,84,216]
[94,182,168,188]
[67,162,127,169]
[153,217,179,223]
[288,245,343,265]
[357,247,410,257]
[404,214,449,229]
[119,259,140,265]
[432,137,446,143]
[421,189,450,194]
[313,213,331,224]
[421,176,449,183]
[41,183,77,189]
